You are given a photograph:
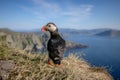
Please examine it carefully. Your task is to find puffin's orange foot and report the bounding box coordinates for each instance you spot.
[48,60,54,66]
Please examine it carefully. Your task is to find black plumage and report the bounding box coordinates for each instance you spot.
[48,32,66,65]
[41,22,66,66]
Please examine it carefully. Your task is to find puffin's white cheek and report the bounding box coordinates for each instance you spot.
[50,26,57,32]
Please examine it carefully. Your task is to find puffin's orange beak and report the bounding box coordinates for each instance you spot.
[41,26,46,32]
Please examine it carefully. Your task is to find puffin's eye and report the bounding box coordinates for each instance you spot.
[48,25,51,27]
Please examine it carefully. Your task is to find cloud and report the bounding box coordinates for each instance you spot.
[20,0,93,28]
[61,5,93,16]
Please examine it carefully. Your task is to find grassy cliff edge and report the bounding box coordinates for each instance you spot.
[0,43,113,80]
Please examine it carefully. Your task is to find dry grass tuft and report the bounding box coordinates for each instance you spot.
[7,53,113,80]
[0,43,113,80]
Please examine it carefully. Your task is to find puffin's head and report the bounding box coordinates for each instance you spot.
[41,22,58,32]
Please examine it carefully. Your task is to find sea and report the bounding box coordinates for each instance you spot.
[65,34,120,80]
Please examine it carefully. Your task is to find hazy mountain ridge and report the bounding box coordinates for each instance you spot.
[0,28,86,53]
[59,28,120,37]
[13,28,120,37]
[95,29,120,37]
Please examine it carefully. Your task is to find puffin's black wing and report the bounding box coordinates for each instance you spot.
[47,35,66,64]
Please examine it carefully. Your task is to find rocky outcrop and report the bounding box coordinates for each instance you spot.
[0,28,87,53]
[66,41,87,49]
[0,60,15,80]
[0,28,43,53]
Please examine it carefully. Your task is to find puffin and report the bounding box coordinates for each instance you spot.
[41,22,66,66]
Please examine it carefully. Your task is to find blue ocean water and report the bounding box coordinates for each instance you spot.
[65,34,120,79]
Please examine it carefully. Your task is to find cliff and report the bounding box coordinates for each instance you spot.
[0,42,113,80]
[0,28,87,53]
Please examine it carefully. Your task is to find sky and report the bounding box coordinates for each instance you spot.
[0,0,120,30]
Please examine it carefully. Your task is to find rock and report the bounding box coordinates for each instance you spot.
[66,41,88,49]
[0,60,15,80]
